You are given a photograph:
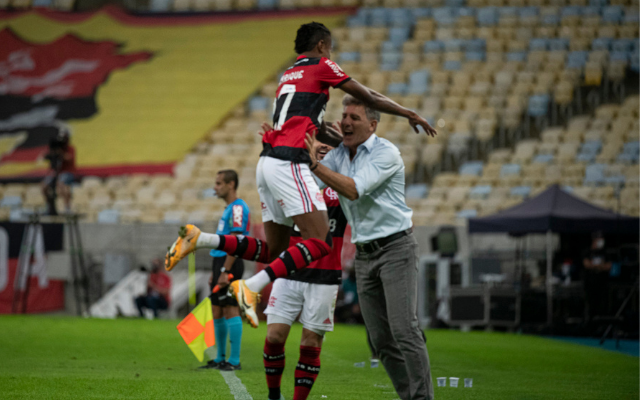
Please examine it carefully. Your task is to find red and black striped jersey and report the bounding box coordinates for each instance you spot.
[286,187,346,285]
[262,55,351,164]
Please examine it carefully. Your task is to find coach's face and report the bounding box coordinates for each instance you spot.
[341,104,377,154]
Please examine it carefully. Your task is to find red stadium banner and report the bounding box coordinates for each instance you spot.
[0,222,65,314]
[0,28,152,179]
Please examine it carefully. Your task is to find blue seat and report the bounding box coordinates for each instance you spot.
[510,186,531,198]
[507,52,527,62]
[0,196,22,208]
[581,6,601,16]
[624,10,640,23]
[370,8,389,26]
[443,60,461,71]
[457,7,475,17]
[584,164,606,185]
[610,52,629,63]
[98,209,120,224]
[444,39,465,52]
[561,6,581,17]
[612,39,634,52]
[407,70,430,95]
[470,185,493,198]
[148,0,171,11]
[464,39,485,52]
[338,51,360,64]
[592,38,612,51]
[529,38,548,51]
[605,175,626,186]
[347,14,367,27]
[541,14,560,25]
[576,152,597,163]
[533,154,554,164]
[249,96,270,112]
[445,0,465,7]
[387,82,407,95]
[548,38,569,51]
[581,140,603,155]
[433,7,457,23]
[406,183,429,199]
[459,161,484,176]
[389,8,413,27]
[413,8,431,19]
[602,6,623,24]
[518,7,538,18]
[389,27,411,46]
[623,141,640,155]
[528,95,550,117]
[498,6,518,17]
[588,0,606,6]
[477,7,499,26]
[617,153,639,163]
[500,163,521,177]
[465,51,485,62]
[381,41,399,53]
[423,40,444,53]
[201,188,217,198]
[457,209,478,219]
[566,51,589,68]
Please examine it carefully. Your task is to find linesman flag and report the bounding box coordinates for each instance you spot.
[177,297,214,362]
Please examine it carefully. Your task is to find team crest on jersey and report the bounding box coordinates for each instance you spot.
[325,187,339,201]
[232,205,243,228]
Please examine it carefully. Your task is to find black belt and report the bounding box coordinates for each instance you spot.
[355,228,412,254]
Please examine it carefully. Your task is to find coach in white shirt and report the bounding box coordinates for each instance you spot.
[305,95,434,400]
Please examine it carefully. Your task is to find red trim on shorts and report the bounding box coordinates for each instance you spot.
[291,162,308,213]
[297,164,314,211]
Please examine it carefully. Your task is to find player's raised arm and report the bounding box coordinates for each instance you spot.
[339,78,437,137]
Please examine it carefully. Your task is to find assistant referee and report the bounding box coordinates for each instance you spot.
[306,95,434,400]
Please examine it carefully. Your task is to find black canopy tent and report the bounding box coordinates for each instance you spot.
[468,185,640,325]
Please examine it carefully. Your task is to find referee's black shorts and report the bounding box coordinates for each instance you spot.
[209,256,244,307]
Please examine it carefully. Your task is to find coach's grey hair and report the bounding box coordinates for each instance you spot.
[342,95,381,123]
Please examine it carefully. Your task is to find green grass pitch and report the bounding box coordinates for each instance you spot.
[0,315,637,399]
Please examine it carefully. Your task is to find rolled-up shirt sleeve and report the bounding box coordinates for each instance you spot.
[352,146,402,197]
[315,148,338,189]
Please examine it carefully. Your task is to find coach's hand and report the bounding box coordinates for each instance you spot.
[408,111,437,137]
[305,132,319,170]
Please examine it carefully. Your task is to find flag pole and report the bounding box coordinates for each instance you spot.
[188,253,196,309]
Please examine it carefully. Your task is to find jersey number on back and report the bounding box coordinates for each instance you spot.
[274,84,296,130]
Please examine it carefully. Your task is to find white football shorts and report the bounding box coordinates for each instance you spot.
[265,278,339,334]
[256,156,327,227]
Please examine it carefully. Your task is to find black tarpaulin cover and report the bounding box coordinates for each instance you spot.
[468,185,640,234]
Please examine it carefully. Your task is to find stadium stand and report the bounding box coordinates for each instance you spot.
[0,2,638,228]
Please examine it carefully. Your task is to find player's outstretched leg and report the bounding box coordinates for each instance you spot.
[165,224,270,271]
[227,236,332,328]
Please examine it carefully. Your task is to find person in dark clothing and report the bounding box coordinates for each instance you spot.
[135,259,171,318]
[582,232,612,318]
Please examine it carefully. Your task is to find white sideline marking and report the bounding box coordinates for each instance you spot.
[219,370,253,400]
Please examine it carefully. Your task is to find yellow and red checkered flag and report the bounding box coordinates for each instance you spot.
[176,297,214,362]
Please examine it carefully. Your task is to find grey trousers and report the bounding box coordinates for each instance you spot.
[355,233,434,400]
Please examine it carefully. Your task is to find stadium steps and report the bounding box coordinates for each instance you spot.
[89,270,209,319]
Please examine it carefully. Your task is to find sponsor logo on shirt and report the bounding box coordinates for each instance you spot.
[232,205,243,228]
[280,70,304,83]
[324,59,344,77]
[268,296,276,307]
